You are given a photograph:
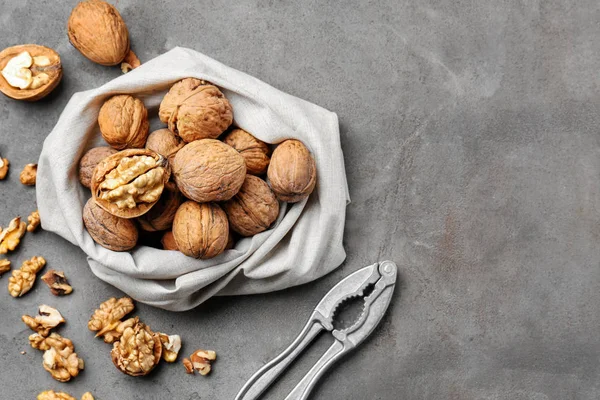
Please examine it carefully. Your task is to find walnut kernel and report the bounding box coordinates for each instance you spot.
[111,320,162,376]
[41,270,73,296]
[81,393,95,400]
[121,49,141,73]
[0,259,10,275]
[189,349,217,375]
[0,216,26,254]
[222,128,271,175]
[40,333,84,382]
[22,305,65,337]
[0,157,9,179]
[27,209,41,232]
[99,95,149,150]
[88,296,135,339]
[20,163,37,185]
[183,357,194,374]
[8,256,46,297]
[37,391,76,400]
[159,333,182,363]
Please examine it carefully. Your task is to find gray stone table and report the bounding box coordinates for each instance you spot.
[1,0,599,399]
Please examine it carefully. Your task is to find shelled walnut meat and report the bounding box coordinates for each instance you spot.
[138,183,183,232]
[22,305,65,337]
[173,201,229,259]
[88,296,135,342]
[223,128,271,175]
[20,163,37,185]
[159,78,233,142]
[172,139,246,202]
[99,95,150,150]
[187,349,217,375]
[27,209,41,232]
[8,256,46,297]
[159,333,182,362]
[268,139,317,202]
[0,45,62,101]
[78,146,118,188]
[145,128,184,161]
[223,175,279,237]
[83,199,138,251]
[0,216,26,254]
[0,156,9,179]
[0,259,10,276]
[37,391,76,400]
[91,149,170,218]
[111,320,162,376]
[38,333,84,382]
[41,270,73,296]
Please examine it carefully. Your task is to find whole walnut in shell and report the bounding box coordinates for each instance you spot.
[137,184,183,232]
[223,175,279,237]
[68,0,130,66]
[172,139,246,202]
[159,78,233,142]
[83,199,138,251]
[99,95,149,150]
[91,149,171,218]
[78,146,117,188]
[161,231,178,251]
[172,201,229,259]
[222,128,271,175]
[145,129,184,161]
[268,140,317,203]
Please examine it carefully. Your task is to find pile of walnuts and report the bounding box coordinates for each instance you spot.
[80,77,317,258]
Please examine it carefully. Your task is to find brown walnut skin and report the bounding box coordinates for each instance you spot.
[159,78,233,142]
[223,175,279,237]
[222,128,271,175]
[172,201,229,259]
[78,147,118,188]
[99,95,150,150]
[267,140,317,203]
[172,139,246,202]
[83,199,138,251]
[145,128,184,162]
[137,185,183,232]
[68,0,130,66]
[0,45,62,102]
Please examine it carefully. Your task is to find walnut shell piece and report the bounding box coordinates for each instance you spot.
[111,321,162,376]
[37,390,76,400]
[83,199,138,251]
[222,128,271,175]
[78,146,118,188]
[0,45,62,101]
[172,139,246,202]
[159,78,233,142]
[137,185,183,232]
[223,175,279,237]
[0,216,27,254]
[68,0,130,66]
[99,95,150,150]
[41,270,73,296]
[8,256,46,297]
[145,128,184,161]
[0,157,8,179]
[20,163,37,185]
[91,149,171,218]
[161,231,179,251]
[267,140,317,203]
[173,201,229,259]
[88,296,135,339]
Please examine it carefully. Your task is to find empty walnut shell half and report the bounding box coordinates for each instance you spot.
[83,199,138,251]
[78,146,118,188]
[137,184,183,232]
[172,139,246,203]
[223,175,279,237]
[99,95,150,150]
[267,139,317,203]
[91,149,171,218]
[68,0,130,66]
[222,128,271,175]
[0,45,62,101]
[172,201,229,259]
[159,78,233,142]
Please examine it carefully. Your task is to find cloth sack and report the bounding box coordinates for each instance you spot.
[37,47,350,311]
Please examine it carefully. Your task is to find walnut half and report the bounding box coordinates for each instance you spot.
[88,297,135,341]
[34,332,84,382]
[111,320,162,376]
[0,216,27,254]
[22,304,65,337]
[27,210,41,232]
[8,256,46,297]
[37,391,76,400]
[20,163,37,185]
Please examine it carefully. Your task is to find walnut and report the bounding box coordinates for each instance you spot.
[267,140,317,203]
[111,320,162,376]
[223,175,279,237]
[0,157,9,179]
[78,146,117,188]
[102,316,139,344]
[22,305,65,337]
[172,139,246,202]
[41,270,73,296]
[138,185,183,232]
[68,0,130,66]
[27,209,41,232]
[37,390,76,400]
[225,230,235,250]
[83,199,138,251]
[88,296,135,340]
[159,333,182,362]
[99,95,149,150]
[159,78,233,142]
[40,333,84,382]
[161,231,179,251]
[0,216,27,254]
[0,259,10,276]
[121,49,141,73]
[172,201,229,259]
[145,128,184,162]
[189,349,217,375]
[81,393,95,400]
[29,333,48,350]
[8,256,46,297]
[183,357,194,374]
[0,45,62,101]
[91,149,171,218]
[222,128,271,175]
[20,163,37,185]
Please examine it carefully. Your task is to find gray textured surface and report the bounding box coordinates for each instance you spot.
[1,0,599,399]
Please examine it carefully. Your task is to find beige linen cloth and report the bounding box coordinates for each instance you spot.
[37,47,350,311]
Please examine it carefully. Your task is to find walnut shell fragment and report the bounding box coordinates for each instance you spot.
[78,146,118,188]
[22,305,65,337]
[8,256,45,297]
[172,139,246,202]
[83,199,138,251]
[68,0,130,66]
[159,78,233,142]
[267,139,317,203]
[223,175,279,237]
[91,149,171,218]
[88,296,135,340]
[41,270,73,296]
[0,216,27,254]
[173,201,229,259]
[20,163,37,185]
[138,185,183,232]
[0,157,9,179]
[111,320,162,376]
[222,128,271,175]
[145,128,184,161]
[37,390,76,400]
[99,95,150,150]
[0,45,62,101]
